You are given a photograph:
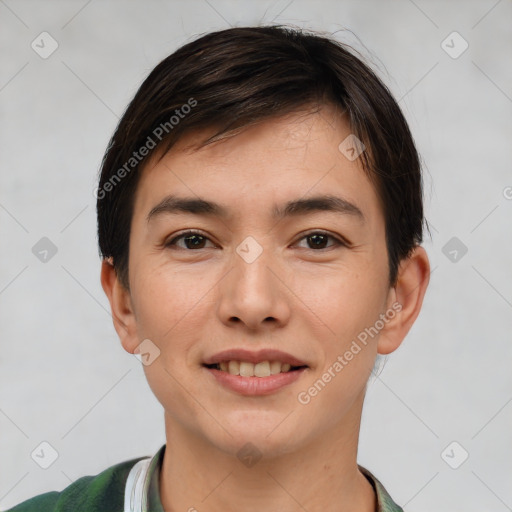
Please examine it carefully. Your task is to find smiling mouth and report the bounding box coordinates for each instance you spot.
[204,361,308,377]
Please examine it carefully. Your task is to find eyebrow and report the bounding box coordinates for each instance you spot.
[146,194,365,224]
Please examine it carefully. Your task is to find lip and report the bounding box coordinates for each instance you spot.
[204,366,308,396]
[202,348,308,367]
[202,348,309,396]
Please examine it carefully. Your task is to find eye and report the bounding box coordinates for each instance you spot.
[295,231,346,250]
[165,230,347,251]
[165,230,216,250]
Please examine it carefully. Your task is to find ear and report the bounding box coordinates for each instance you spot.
[377,245,430,355]
[100,258,139,354]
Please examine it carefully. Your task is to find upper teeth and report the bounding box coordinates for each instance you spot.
[217,361,292,377]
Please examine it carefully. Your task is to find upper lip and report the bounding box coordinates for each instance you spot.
[203,348,308,367]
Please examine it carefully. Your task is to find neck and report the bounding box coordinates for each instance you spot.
[159,394,376,512]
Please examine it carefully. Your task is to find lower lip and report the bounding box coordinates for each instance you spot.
[204,367,307,396]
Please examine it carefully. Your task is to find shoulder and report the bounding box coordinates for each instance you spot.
[358,465,405,512]
[4,455,146,512]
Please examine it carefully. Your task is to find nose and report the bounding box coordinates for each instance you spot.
[216,239,291,332]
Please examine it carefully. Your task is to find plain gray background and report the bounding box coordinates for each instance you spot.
[1,1,511,510]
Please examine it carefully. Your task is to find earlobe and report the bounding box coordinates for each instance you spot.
[100,259,139,354]
[377,246,430,355]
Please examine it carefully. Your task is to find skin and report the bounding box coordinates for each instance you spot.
[101,104,430,512]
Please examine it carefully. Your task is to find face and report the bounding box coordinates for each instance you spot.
[121,105,397,457]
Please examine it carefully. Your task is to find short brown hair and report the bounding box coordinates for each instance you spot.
[96,25,427,289]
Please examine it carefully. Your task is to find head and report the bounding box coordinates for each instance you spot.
[98,26,430,457]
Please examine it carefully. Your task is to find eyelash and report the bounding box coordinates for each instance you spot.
[165,230,347,251]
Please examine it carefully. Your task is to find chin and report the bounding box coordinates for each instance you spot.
[205,414,304,459]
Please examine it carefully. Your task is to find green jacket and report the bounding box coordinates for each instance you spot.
[4,444,404,511]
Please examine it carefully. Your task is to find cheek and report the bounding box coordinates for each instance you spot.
[296,275,384,418]
[319,263,386,321]
[308,266,387,364]
[130,266,207,419]
[130,261,210,338]
[141,360,204,440]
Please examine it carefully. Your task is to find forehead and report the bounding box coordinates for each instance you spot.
[132,106,383,229]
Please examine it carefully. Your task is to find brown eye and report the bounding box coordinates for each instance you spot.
[296,231,345,250]
[166,231,215,250]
